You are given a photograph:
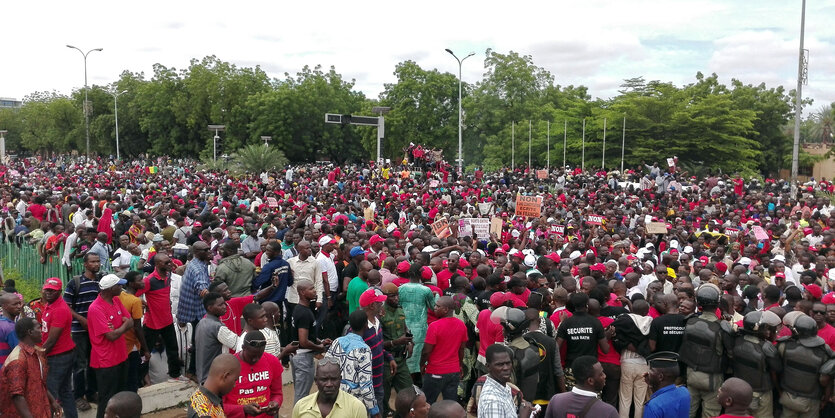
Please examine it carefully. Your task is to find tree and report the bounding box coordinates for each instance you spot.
[232,144,288,173]
[808,104,835,144]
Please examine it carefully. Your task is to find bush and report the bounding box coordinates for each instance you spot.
[3,269,42,303]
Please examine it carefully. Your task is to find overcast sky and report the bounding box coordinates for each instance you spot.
[3,0,834,111]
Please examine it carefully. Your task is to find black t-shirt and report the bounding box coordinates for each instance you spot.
[600,305,628,320]
[557,311,605,365]
[291,304,317,344]
[649,314,687,353]
[473,290,495,311]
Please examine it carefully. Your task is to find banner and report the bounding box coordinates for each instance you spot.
[266,197,278,208]
[431,217,451,239]
[549,224,565,236]
[515,194,543,218]
[459,218,491,238]
[490,217,504,236]
[725,227,739,238]
[536,169,548,179]
[752,225,769,241]
[429,180,439,188]
[586,214,604,226]
[645,221,668,234]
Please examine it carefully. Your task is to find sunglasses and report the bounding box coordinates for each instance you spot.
[244,339,267,348]
[813,310,827,315]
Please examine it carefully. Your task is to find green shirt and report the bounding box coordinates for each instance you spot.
[347,276,369,314]
[382,304,408,358]
[397,282,435,338]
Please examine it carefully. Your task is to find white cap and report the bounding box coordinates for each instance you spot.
[569,251,582,260]
[523,254,537,268]
[739,257,752,266]
[99,274,126,290]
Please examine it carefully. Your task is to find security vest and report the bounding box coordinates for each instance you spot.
[679,313,731,374]
[777,336,833,399]
[732,334,775,392]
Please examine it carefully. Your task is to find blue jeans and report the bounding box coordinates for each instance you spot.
[292,352,315,403]
[47,350,77,418]
[422,372,460,404]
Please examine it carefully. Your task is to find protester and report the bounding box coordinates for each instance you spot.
[119,271,149,392]
[195,292,239,384]
[223,331,283,417]
[292,358,366,417]
[40,277,78,418]
[290,279,332,403]
[713,378,755,418]
[643,351,690,418]
[1,317,63,417]
[477,344,533,418]
[103,391,143,418]
[188,354,241,418]
[326,310,378,417]
[544,356,618,418]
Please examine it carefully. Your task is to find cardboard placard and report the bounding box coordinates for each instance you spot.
[515,194,543,218]
[536,169,548,179]
[666,157,675,168]
[725,227,739,237]
[429,180,439,188]
[586,214,605,226]
[752,225,769,241]
[490,217,504,236]
[646,221,668,234]
[431,217,451,239]
[550,224,565,236]
[459,218,491,238]
[266,197,278,208]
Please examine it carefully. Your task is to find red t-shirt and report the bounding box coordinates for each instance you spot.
[477,309,504,357]
[28,203,46,221]
[392,278,410,287]
[425,316,468,374]
[40,298,75,356]
[819,323,835,351]
[222,353,284,418]
[597,316,620,365]
[136,270,173,330]
[436,269,464,291]
[508,289,530,307]
[220,296,255,336]
[87,296,128,368]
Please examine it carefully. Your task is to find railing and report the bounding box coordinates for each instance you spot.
[0,241,85,287]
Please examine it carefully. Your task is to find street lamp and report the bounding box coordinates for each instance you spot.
[66,45,103,161]
[0,130,7,163]
[445,48,475,175]
[108,89,127,161]
[208,125,226,162]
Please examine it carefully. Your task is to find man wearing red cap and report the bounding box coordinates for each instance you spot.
[40,277,77,418]
[367,234,387,266]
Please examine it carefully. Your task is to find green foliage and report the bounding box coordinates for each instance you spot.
[233,144,289,173]
[0,53,808,176]
[2,269,41,304]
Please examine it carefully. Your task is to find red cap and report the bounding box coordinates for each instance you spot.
[421,266,433,281]
[233,217,244,226]
[43,277,62,291]
[369,234,385,245]
[822,292,835,305]
[359,288,387,307]
[397,261,411,274]
[490,292,509,308]
[545,253,561,263]
[804,284,823,300]
[715,262,727,274]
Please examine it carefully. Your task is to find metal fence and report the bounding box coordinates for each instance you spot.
[0,242,84,286]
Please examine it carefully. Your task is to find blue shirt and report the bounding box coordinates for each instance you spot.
[643,384,690,418]
[252,257,292,304]
[177,258,211,323]
[0,316,19,368]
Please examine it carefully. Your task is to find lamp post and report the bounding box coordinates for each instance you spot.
[790,0,807,194]
[0,130,7,163]
[67,45,103,161]
[208,125,226,162]
[445,48,475,175]
[109,89,127,161]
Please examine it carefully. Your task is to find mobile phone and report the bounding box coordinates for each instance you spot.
[290,341,299,346]
[405,331,413,338]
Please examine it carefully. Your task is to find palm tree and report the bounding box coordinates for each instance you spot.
[233,143,289,173]
[808,103,835,144]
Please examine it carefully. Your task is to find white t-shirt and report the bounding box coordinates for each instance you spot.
[317,251,338,292]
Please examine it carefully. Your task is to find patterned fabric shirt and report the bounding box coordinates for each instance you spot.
[188,386,226,418]
[478,375,518,418]
[0,344,52,418]
[178,258,211,323]
[398,283,435,339]
[326,333,378,415]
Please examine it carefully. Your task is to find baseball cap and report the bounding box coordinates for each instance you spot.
[359,288,387,307]
[152,234,164,243]
[822,292,835,305]
[318,235,337,247]
[349,246,365,257]
[369,234,385,245]
[99,274,127,290]
[43,277,62,291]
[421,266,433,281]
[397,261,411,274]
[233,217,244,226]
[804,284,823,300]
[490,292,509,308]
[545,253,561,263]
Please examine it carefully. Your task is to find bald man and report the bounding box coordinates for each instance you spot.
[188,354,240,418]
[428,399,466,418]
[104,391,142,418]
[715,378,754,418]
[420,296,468,404]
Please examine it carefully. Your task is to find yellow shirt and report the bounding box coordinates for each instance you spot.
[292,390,366,417]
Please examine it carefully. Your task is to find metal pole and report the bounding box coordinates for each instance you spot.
[581,118,586,171]
[528,120,532,169]
[791,0,807,193]
[602,117,607,169]
[547,121,550,171]
[214,132,219,162]
[67,46,102,161]
[445,49,474,175]
[563,120,567,169]
[511,121,515,170]
[621,116,626,173]
[114,93,120,161]
[377,116,385,163]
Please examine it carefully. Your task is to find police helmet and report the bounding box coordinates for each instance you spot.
[501,308,530,338]
[695,283,721,307]
[793,315,818,339]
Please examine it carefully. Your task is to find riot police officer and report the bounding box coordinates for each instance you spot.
[776,314,835,418]
[678,283,734,418]
[498,307,541,402]
[733,310,782,418]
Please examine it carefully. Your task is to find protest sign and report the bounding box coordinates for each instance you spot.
[515,194,542,218]
[666,157,675,168]
[490,217,504,236]
[431,217,452,238]
[752,225,769,241]
[266,197,278,208]
[725,227,739,237]
[429,180,439,188]
[536,169,548,179]
[646,222,668,234]
[586,214,605,226]
[459,218,491,238]
[550,224,565,236]
[478,202,493,215]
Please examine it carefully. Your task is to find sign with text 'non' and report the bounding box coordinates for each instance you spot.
[550,225,565,236]
[431,217,451,239]
[586,214,604,226]
[515,194,542,218]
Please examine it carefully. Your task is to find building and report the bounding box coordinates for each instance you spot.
[0,98,22,109]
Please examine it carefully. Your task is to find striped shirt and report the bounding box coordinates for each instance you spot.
[360,318,393,400]
[178,258,210,323]
[63,275,101,333]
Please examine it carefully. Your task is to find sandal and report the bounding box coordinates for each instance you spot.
[76,398,92,411]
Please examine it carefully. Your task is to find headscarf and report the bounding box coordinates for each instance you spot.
[98,207,114,244]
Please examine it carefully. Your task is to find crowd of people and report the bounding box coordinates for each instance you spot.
[1,153,835,418]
